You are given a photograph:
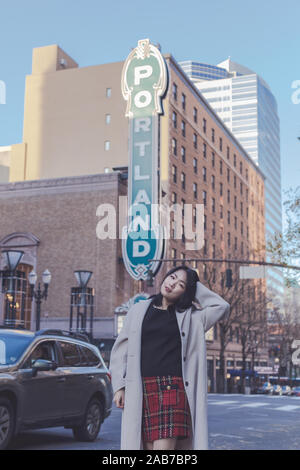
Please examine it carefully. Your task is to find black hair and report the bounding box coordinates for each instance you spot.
[150,265,199,312]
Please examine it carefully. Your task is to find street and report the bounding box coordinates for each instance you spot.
[10,394,300,450]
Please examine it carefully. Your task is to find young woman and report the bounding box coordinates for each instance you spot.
[109,265,230,450]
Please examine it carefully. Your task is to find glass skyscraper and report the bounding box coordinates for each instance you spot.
[180,59,283,302]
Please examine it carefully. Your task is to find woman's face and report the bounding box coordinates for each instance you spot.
[160,269,187,303]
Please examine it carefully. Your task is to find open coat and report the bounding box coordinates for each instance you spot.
[109,281,230,450]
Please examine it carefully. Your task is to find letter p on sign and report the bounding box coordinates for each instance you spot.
[134,65,153,85]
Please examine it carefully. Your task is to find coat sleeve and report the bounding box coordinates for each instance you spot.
[194,281,230,332]
[109,306,134,395]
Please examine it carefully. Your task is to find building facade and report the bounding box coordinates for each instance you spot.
[1,44,270,391]
[180,59,283,305]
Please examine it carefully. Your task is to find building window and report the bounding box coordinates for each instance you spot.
[227,232,231,248]
[212,151,215,167]
[240,202,243,216]
[227,146,230,160]
[202,190,207,206]
[227,190,230,203]
[211,128,215,143]
[172,248,177,266]
[202,166,207,182]
[220,182,223,196]
[211,174,215,190]
[234,237,238,250]
[241,241,244,255]
[181,120,186,137]
[193,207,197,225]
[193,107,198,123]
[193,183,198,199]
[220,204,223,219]
[220,160,223,175]
[105,114,111,125]
[227,210,231,225]
[204,214,207,231]
[203,142,207,159]
[106,88,111,98]
[172,111,177,128]
[219,137,223,151]
[234,216,237,229]
[241,221,244,235]
[172,138,177,156]
[203,118,207,134]
[171,192,177,203]
[246,169,249,181]
[181,146,186,163]
[182,93,186,110]
[193,158,198,174]
[104,140,110,151]
[234,154,237,167]
[193,133,197,149]
[240,161,243,175]
[172,164,177,183]
[173,83,178,101]
[181,172,186,190]
[212,221,216,236]
[212,197,215,213]
[227,168,230,183]
[204,238,207,255]
[240,182,243,196]
[234,175,237,189]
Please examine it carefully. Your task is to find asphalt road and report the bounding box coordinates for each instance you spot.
[10,394,300,450]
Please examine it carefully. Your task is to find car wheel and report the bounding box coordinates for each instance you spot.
[72,398,103,442]
[0,398,15,450]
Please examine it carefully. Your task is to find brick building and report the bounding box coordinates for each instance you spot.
[0,44,268,390]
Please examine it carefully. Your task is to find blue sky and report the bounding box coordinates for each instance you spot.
[0,0,299,195]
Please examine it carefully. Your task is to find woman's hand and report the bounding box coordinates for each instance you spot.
[113,388,125,409]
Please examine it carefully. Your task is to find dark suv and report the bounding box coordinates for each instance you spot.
[0,328,113,450]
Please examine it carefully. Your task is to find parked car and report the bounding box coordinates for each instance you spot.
[281,385,292,396]
[272,384,282,395]
[291,386,300,397]
[256,382,273,394]
[0,327,113,450]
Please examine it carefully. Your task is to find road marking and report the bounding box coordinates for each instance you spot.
[238,402,270,408]
[208,400,239,405]
[210,433,241,439]
[271,405,300,411]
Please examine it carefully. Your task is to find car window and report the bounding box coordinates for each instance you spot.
[0,334,34,365]
[59,341,81,367]
[79,345,100,367]
[22,341,57,369]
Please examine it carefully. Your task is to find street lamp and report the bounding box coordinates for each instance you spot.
[1,250,24,327]
[28,269,51,331]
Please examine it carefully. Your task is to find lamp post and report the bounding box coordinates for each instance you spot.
[1,250,24,328]
[28,269,51,331]
[70,271,94,339]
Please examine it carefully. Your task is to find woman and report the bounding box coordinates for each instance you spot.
[109,265,230,450]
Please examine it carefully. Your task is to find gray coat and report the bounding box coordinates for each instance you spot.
[109,281,230,450]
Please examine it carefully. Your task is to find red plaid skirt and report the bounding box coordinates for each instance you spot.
[141,376,191,443]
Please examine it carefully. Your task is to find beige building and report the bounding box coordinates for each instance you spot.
[1,43,269,390]
[0,146,10,182]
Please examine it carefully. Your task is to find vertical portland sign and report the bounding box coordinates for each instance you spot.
[121,39,168,280]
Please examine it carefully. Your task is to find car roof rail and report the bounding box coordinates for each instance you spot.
[36,329,91,343]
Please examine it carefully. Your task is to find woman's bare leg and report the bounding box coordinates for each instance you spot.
[143,440,153,450]
[152,438,176,450]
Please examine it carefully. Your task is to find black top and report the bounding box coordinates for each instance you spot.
[140,301,182,377]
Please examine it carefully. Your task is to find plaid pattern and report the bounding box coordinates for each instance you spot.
[142,376,191,443]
